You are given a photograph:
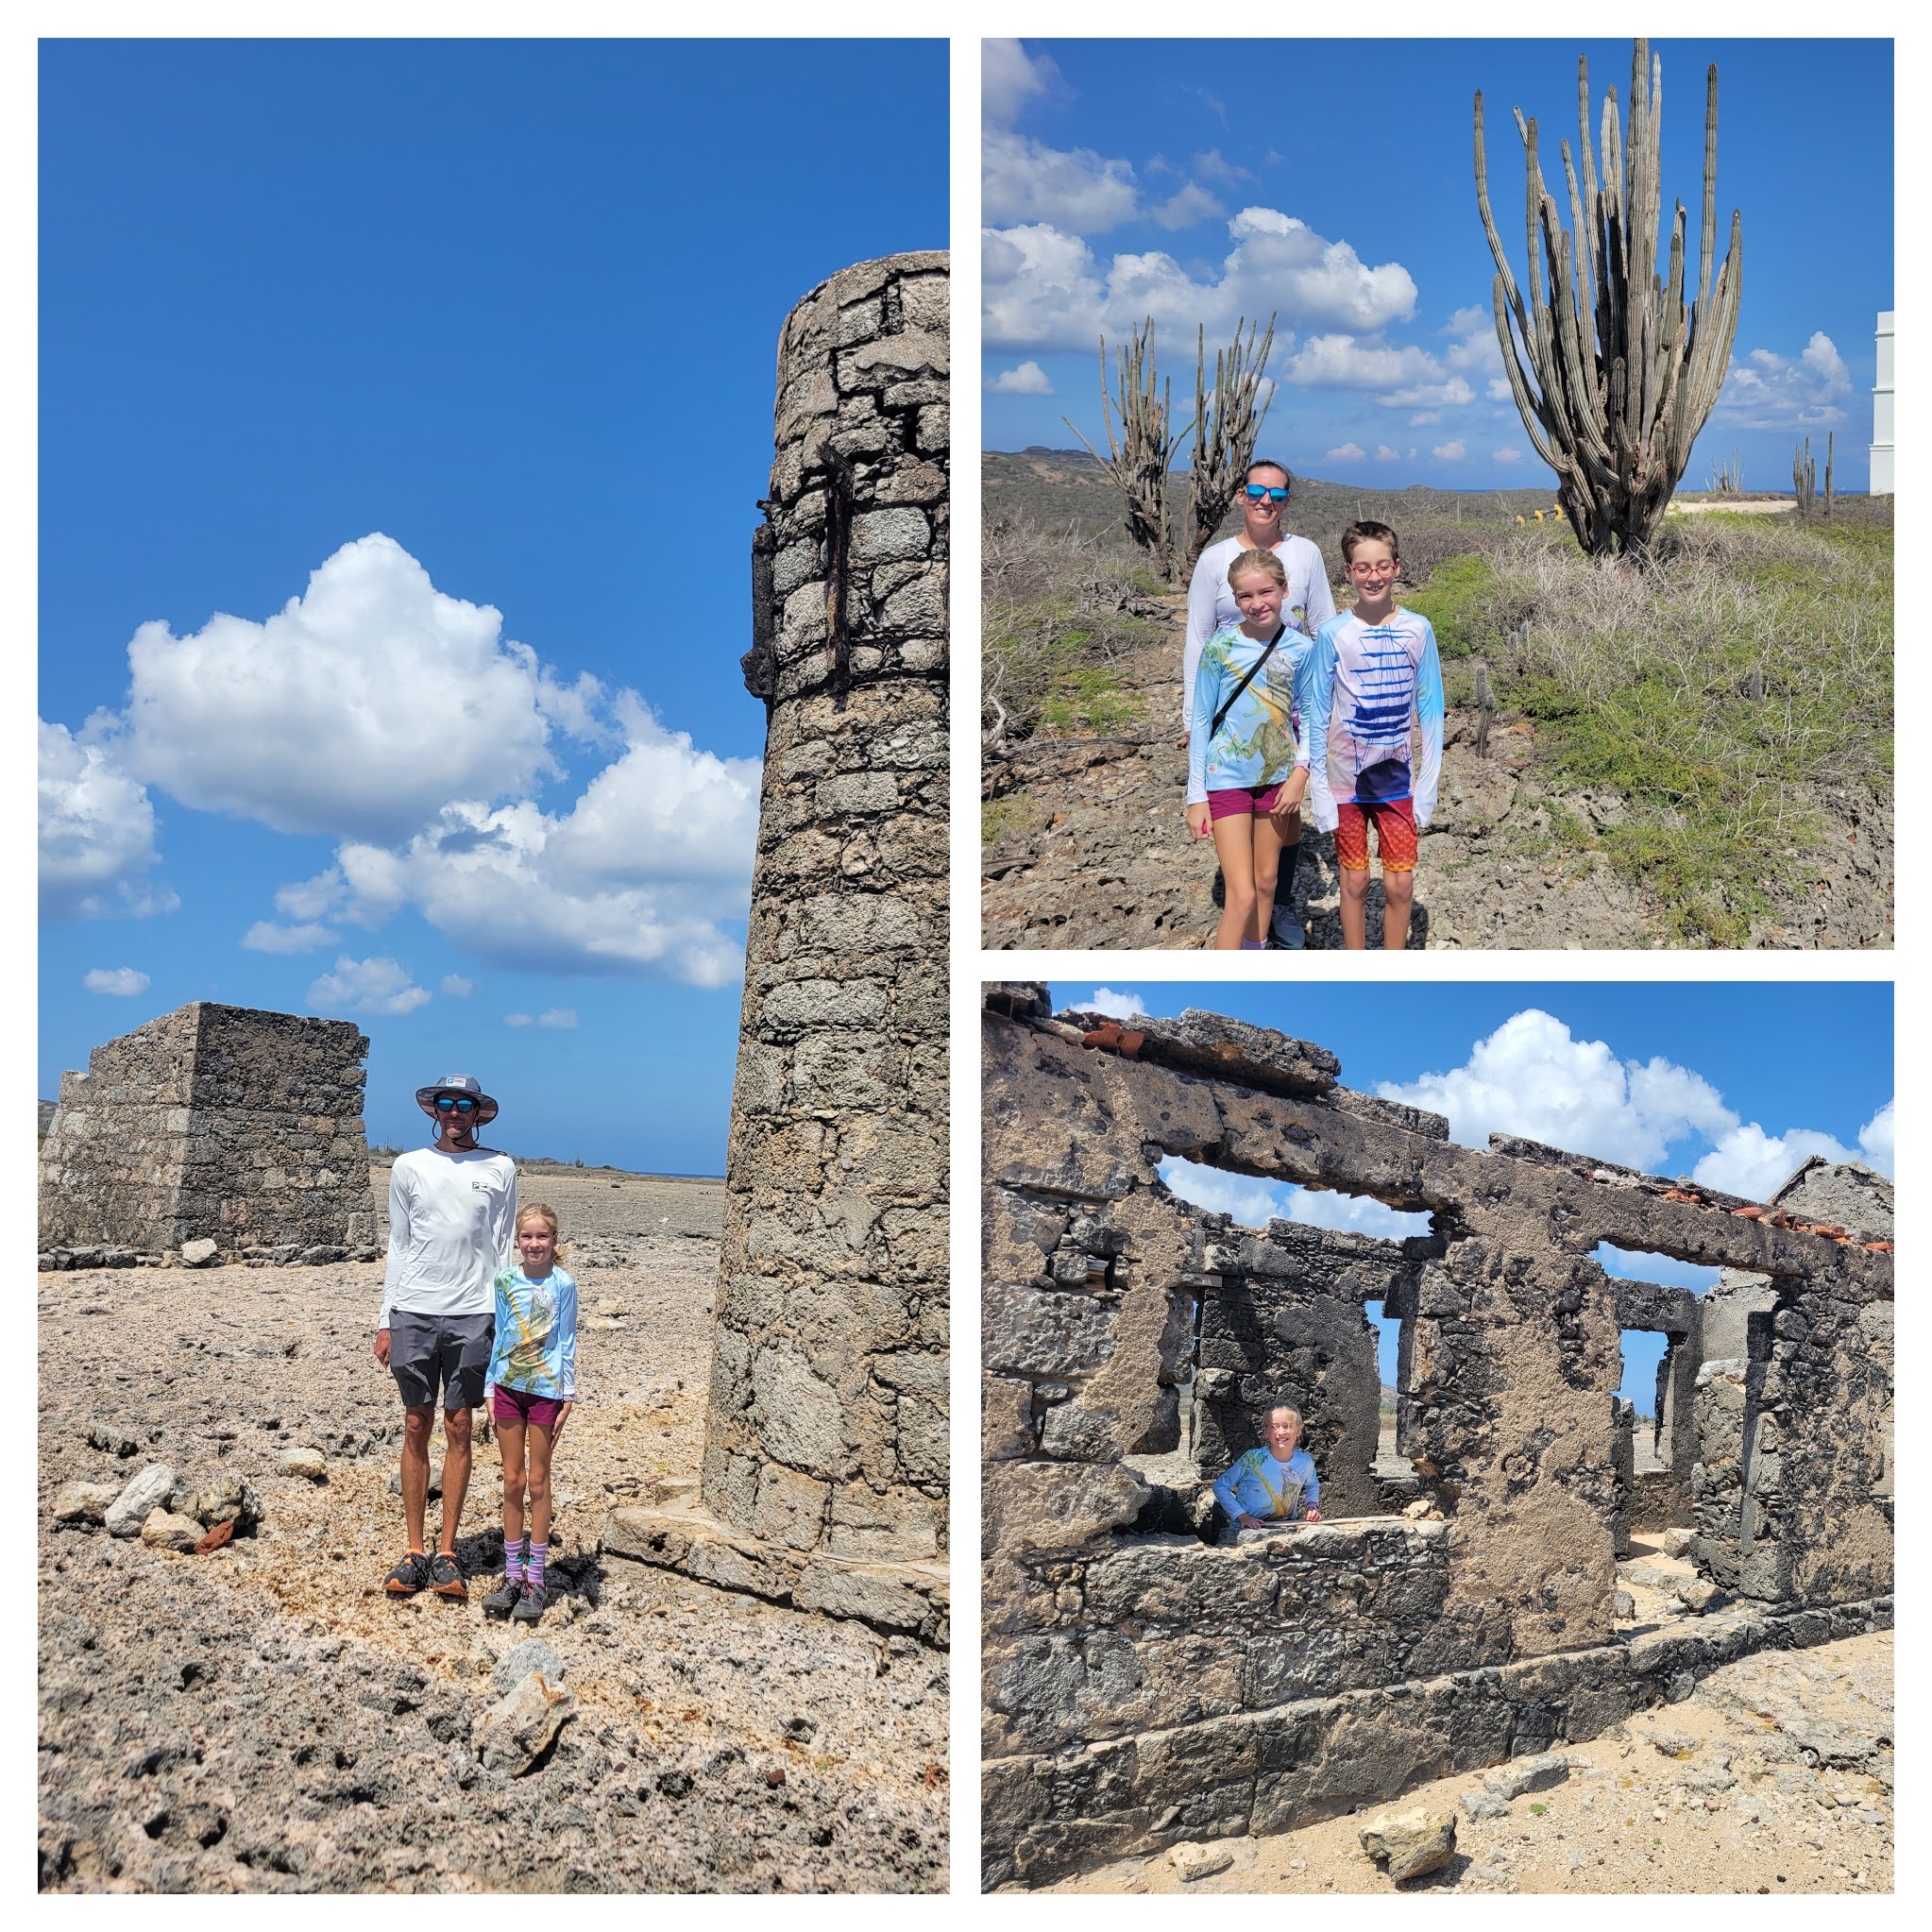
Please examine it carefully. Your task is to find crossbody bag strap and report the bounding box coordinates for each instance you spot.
[1210,624,1285,739]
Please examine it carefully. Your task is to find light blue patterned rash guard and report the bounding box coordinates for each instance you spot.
[1213,1446,1320,1523]
[486,1266,578,1400]
[1186,623,1312,807]
[1296,607,1445,829]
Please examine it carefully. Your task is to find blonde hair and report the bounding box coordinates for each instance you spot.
[517,1200,568,1263]
[1228,546,1287,590]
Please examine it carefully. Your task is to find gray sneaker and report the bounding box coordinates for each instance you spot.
[1268,904,1306,949]
[482,1572,524,1617]
[512,1580,549,1624]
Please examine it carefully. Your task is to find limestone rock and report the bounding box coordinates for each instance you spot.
[1168,1840,1234,1882]
[178,1472,263,1533]
[473,1671,575,1776]
[140,1508,206,1551]
[1483,1752,1570,1800]
[1678,1579,1724,1613]
[276,1447,328,1481]
[105,1464,178,1538]
[1612,1589,1636,1618]
[179,1238,220,1267]
[1461,1789,1511,1821]
[492,1639,565,1696]
[51,1481,121,1524]
[1658,1527,1695,1558]
[1360,1805,1457,1883]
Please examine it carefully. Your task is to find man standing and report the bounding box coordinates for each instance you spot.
[373,1074,518,1599]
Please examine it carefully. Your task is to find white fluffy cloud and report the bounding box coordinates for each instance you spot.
[1692,1097,1894,1200]
[83,967,149,996]
[982,38,1058,126]
[1595,1245,1720,1292]
[280,700,759,989]
[1379,1010,1738,1170]
[1285,334,1474,410]
[307,955,431,1018]
[1325,442,1366,462]
[508,1007,579,1030]
[987,360,1055,396]
[39,720,176,921]
[242,921,336,954]
[1082,987,1151,1021]
[1714,332,1853,431]
[440,974,474,998]
[1493,448,1523,464]
[984,204,1415,352]
[119,534,569,841]
[1150,182,1224,230]
[1432,440,1467,461]
[983,127,1140,231]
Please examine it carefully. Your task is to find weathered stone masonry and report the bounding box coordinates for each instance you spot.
[980,987,1891,1887]
[39,1003,373,1263]
[603,253,949,1645]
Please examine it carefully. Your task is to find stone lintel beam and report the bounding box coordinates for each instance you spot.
[1056,1006,1341,1100]
[989,1009,1892,1303]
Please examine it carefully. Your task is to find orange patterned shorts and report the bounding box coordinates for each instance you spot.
[1334,796,1417,872]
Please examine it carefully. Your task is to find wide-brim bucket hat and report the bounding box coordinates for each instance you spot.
[415,1073,500,1127]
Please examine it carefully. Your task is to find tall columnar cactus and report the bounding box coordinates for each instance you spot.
[1475,41,1742,557]
[1063,318,1189,580]
[1180,313,1277,580]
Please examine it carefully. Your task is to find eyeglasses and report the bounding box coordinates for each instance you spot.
[1245,484,1290,502]
[434,1095,479,1113]
[1347,561,1398,577]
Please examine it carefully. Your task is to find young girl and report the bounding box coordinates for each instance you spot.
[1185,549,1313,949]
[481,1203,578,1625]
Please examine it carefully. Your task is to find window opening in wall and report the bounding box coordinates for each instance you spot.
[1618,1329,1669,1473]
[1364,1298,1417,1490]
[1137,1157,1433,1538]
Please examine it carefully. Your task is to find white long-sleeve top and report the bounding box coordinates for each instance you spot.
[378,1144,519,1325]
[1181,533,1335,731]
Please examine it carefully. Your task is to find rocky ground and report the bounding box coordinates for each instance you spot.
[1034,1626,1892,1896]
[980,599,1891,950]
[38,1167,949,1893]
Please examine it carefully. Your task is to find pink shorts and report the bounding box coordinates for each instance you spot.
[492,1383,567,1430]
[1207,781,1285,821]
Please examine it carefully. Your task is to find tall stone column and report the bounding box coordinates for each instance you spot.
[609,252,948,1638]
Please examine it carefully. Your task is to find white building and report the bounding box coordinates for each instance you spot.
[1871,310,1892,494]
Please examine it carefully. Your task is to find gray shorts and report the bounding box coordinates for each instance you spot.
[388,1312,494,1413]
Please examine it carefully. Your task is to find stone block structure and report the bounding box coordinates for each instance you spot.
[39,1003,372,1261]
[980,987,1892,1887]
[602,253,949,1646]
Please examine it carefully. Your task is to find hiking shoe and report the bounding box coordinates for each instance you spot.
[1267,905,1306,949]
[482,1573,524,1617]
[383,1551,432,1596]
[511,1581,548,1624]
[428,1552,467,1601]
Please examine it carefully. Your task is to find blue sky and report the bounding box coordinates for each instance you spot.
[1048,982,1893,1400]
[38,39,946,1172]
[984,38,1893,492]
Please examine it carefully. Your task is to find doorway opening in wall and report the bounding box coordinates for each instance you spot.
[1618,1328,1670,1475]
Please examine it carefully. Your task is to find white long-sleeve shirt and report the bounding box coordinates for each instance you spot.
[378,1144,519,1324]
[1182,533,1335,731]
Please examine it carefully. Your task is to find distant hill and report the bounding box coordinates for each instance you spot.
[985,447,1565,554]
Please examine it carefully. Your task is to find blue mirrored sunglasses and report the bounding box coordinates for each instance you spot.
[434,1095,479,1112]
[1245,484,1289,501]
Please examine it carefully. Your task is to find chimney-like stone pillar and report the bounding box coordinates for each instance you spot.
[701,251,950,1570]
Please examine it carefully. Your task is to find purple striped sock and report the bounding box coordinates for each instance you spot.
[527,1541,548,1589]
[504,1537,526,1582]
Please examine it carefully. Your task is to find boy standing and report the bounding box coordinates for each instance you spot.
[1297,521,1444,950]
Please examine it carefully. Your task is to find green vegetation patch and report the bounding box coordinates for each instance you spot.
[1407,510,1891,945]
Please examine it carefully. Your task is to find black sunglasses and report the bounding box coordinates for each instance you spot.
[434,1095,479,1113]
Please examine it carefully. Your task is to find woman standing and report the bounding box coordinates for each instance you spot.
[1182,459,1335,948]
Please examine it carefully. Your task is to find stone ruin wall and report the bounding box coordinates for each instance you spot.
[604,253,949,1646]
[39,1003,373,1263]
[980,986,1892,1887]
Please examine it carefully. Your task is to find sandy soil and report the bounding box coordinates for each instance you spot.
[1033,1629,1891,1896]
[38,1166,948,1892]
